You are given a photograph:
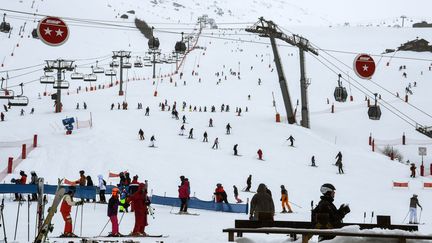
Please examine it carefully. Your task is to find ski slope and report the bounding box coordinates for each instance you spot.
[1,0,432,242]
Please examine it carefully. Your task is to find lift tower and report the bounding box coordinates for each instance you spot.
[246,17,318,128]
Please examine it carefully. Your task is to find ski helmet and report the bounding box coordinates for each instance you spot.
[320,183,336,195]
[112,187,119,196]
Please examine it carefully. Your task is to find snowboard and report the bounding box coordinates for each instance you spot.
[35,179,65,243]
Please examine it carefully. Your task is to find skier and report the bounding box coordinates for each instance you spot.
[245,175,252,192]
[212,137,219,149]
[30,171,38,201]
[410,163,416,178]
[335,152,344,174]
[0,112,4,121]
[145,106,150,116]
[111,103,114,110]
[203,131,208,142]
[98,174,107,203]
[233,185,243,203]
[76,170,86,186]
[20,109,25,116]
[188,128,194,139]
[237,107,242,116]
[311,155,316,167]
[30,108,34,114]
[179,124,185,136]
[226,123,232,134]
[182,115,186,124]
[60,187,83,237]
[280,185,293,213]
[209,118,213,127]
[335,152,342,165]
[138,129,145,140]
[178,176,190,213]
[287,135,295,146]
[233,144,239,156]
[150,135,156,147]
[214,184,228,203]
[108,187,121,236]
[257,149,263,160]
[311,183,350,241]
[119,188,129,213]
[128,183,150,236]
[83,102,87,110]
[249,184,275,221]
[86,176,95,202]
[408,194,422,224]
[125,172,131,186]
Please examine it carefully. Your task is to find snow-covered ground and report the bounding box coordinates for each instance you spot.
[1,0,432,242]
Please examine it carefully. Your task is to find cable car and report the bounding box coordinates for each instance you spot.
[0,14,11,33]
[0,77,14,99]
[31,28,38,39]
[53,81,70,89]
[175,41,187,53]
[8,83,28,107]
[92,62,105,74]
[368,93,382,120]
[40,75,55,84]
[334,74,348,102]
[105,69,116,76]
[148,37,160,50]
[83,74,97,82]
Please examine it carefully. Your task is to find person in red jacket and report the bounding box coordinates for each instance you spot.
[178,176,190,213]
[214,183,228,203]
[60,188,82,237]
[128,183,150,236]
[257,149,263,160]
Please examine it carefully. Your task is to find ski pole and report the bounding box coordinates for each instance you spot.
[80,203,83,236]
[402,210,410,224]
[363,212,366,223]
[27,195,30,242]
[118,211,126,226]
[14,200,22,241]
[97,218,110,237]
[418,208,423,224]
[370,211,374,224]
[288,200,303,209]
[1,198,7,243]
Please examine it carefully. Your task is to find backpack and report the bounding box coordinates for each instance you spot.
[103,179,107,186]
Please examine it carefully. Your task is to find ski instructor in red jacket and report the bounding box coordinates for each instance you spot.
[128,183,150,236]
[60,187,82,237]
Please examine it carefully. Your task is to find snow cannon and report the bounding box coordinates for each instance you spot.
[62,117,75,135]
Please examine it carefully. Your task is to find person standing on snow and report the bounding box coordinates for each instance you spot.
[249,183,275,221]
[287,135,295,146]
[128,183,150,236]
[233,185,243,203]
[257,149,263,160]
[209,118,213,127]
[178,176,190,213]
[233,144,239,156]
[410,163,417,178]
[60,188,82,237]
[280,185,293,213]
[188,128,194,139]
[107,187,121,236]
[226,123,232,134]
[335,152,342,165]
[212,137,219,149]
[311,155,316,167]
[203,131,208,142]
[138,129,145,140]
[214,183,228,203]
[150,135,156,147]
[86,175,95,202]
[409,194,422,224]
[245,175,252,192]
[30,171,38,201]
[145,106,150,116]
[182,115,186,124]
[98,175,107,203]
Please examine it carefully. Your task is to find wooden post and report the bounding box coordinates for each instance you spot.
[22,144,26,159]
[372,140,375,152]
[7,157,13,173]
[228,232,234,242]
[402,133,406,145]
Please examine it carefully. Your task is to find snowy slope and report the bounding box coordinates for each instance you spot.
[1,0,432,242]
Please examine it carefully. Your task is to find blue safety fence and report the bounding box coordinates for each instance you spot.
[0,184,100,200]
[151,195,248,214]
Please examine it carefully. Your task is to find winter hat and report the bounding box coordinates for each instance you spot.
[320,183,336,195]
[413,194,418,197]
[20,170,25,176]
[79,170,85,175]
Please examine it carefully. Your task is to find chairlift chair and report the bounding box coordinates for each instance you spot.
[70,65,84,80]
[0,77,14,99]
[368,93,382,120]
[123,62,132,69]
[144,62,152,67]
[105,69,117,76]
[40,75,55,84]
[334,74,348,102]
[0,14,11,33]
[53,81,70,89]
[134,58,143,68]
[92,62,105,74]
[110,61,119,68]
[143,56,151,61]
[8,83,28,107]
[83,74,97,82]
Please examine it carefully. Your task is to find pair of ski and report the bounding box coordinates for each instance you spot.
[170,211,200,216]
[53,234,168,240]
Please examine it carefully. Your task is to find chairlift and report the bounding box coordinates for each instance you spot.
[368,93,382,120]
[123,62,132,69]
[31,28,38,39]
[333,74,348,102]
[83,74,97,82]
[53,81,70,89]
[134,57,143,68]
[148,37,160,50]
[0,77,14,99]
[110,61,119,68]
[92,62,105,74]
[0,13,11,33]
[143,56,151,61]
[105,69,117,76]
[175,41,187,53]
[144,62,152,67]
[40,74,55,84]
[8,83,28,107]
[70,65,84,80]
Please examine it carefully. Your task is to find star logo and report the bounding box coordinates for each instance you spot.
[55,29,64,37]
[362,65,369,71]
[44,27,52,36]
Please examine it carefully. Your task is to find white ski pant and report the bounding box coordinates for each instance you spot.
[409,207,417,223]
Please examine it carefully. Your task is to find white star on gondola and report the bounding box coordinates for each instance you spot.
[362,65,369,71]
[55,29,64,37]
[44,27,52,36]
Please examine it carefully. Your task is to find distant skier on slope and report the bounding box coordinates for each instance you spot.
[245,175,252,192]
[150,135,156,147]
[98,175,107,203]
[212,137,219,149]
[311,155,317,167]
[287,135,295,146]
[233,144,239,156]
[203,131,208,142]
[233,185,243,203]
[188,128,194,139]
[214,183,228,203]
[179,124,185,136]
[226,123,232,134]
[257,149,263,160]
[410,163,417,178]
[138,129,145,140]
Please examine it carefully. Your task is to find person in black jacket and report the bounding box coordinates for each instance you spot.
[30,171,39,201]
[312,183,350,241]
[86,176,95,202]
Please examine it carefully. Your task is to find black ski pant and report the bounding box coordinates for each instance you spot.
[99,190,106,203]
[180,198,188,212]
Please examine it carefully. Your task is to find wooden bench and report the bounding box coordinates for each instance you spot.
[223,227,432,243]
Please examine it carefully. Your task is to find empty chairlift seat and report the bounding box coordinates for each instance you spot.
[83,74,97,82]
[105,69,116,76]
[53,81,70,89]
[40,75,55,84]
